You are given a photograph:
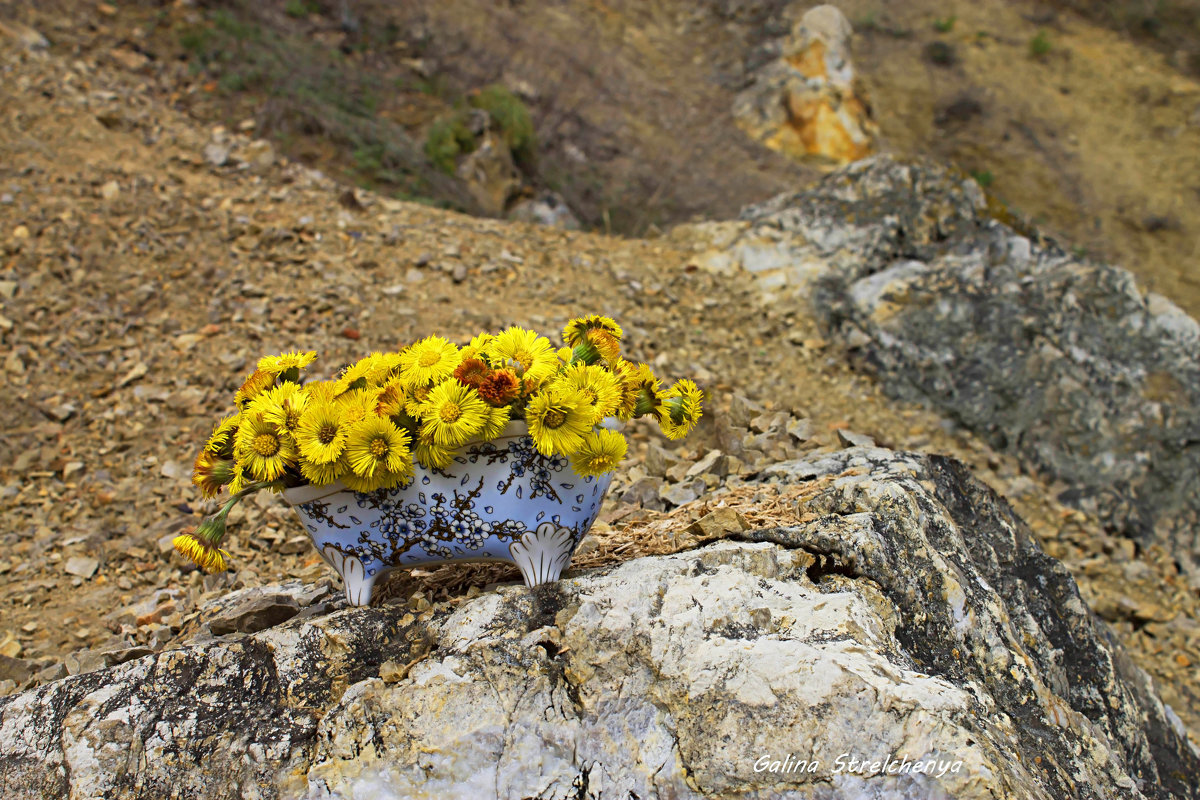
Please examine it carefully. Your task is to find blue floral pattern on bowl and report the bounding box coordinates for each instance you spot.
[281,422,613,605]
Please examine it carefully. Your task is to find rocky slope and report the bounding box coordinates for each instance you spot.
[3,448,1197,799]
[1,8,1199,795]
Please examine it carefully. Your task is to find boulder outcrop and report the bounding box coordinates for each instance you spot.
[2,449,1195,799]
[689,155,1200,589]
[733,5,876,166]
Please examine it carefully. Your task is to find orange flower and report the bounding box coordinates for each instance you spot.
[477,369,521,406]
[453,357,491,388]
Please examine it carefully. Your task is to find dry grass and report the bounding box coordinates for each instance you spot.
[372,477,845,609]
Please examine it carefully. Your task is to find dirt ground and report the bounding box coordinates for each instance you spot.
[0,0,1198,747]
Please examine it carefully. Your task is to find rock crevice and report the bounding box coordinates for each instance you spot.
[3,449,1196,799]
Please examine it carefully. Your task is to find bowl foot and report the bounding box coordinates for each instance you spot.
[508,522,577,588]
[320,545,379,606]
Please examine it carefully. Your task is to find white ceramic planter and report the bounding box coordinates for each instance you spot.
[282,421,613,605]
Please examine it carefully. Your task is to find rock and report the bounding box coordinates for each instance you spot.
[739,155,1200,586]
[786,417,814,442]
[685,449,724,478]
[63,556,99,579]
[0,19,48,50]
[456,129,519,217]
[727,392,763,429]
[508,191,582,230]
[659,480,701,506]
[208,594,300,636]
[200,581,331,636]
[642,441,677,477]
[1,449,1195,799]
[620,476,664,510]
[0,655,33,685]
[0,632,19,659]
[733,5,876,166]
[204,142,231,168]
[34,663,67,684]
[99,180,120,201]
[240,139,275,170]
[835,428,875,447]
[685,506,750,542]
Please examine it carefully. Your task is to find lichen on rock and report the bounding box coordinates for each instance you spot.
[2,448,1195,799]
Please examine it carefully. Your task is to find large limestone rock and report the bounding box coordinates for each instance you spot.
[693,155,1200,590]
[1,449,1195,798]
[733,4,876,166]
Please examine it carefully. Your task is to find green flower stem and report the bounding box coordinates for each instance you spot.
[197,480,282,546]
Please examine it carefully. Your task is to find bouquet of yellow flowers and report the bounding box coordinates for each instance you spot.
[174,315,703,573]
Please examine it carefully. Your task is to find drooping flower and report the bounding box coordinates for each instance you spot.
[414,431,454,470]
[234,415,296,481]
[344,415,414,481]
[626,362,664,419]
[570,428,627,477]
[172,515,230,574]
[487,326,558,384]
[419,380,489,448]
[552,362,622,423]
[295,400,350,464]
[235,368,275,409]
[525,386,595,457]
[204,414,240,455]
[657,379,703,440]
[192,450,235,498]
[399,336,461,388]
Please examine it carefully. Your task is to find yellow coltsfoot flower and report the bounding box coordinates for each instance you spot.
[295,400,350,465]
[553,362,622,423]
[525,386,595,457]
[192,450,235,499]
[487,326,558,385]
[172,517,230,574]
[204,414,240,455]
[562,315,623,347]
[344,415,414,482]
[571,428,627,477]
[400,336,461,388]
[657,379,704,440]
[234,415,296,481]
[250,382,308,436]
[419,380,489,448]
[256,350,316,378]
[235,368,275,409]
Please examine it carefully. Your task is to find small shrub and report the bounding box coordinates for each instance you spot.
[924,41,957,66]
[933,15,956,33]
[971,170,995,188]
[284,0,321,18]
[469,85,536,166]
[1030,30,1052,57]
[424,113,478,174]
